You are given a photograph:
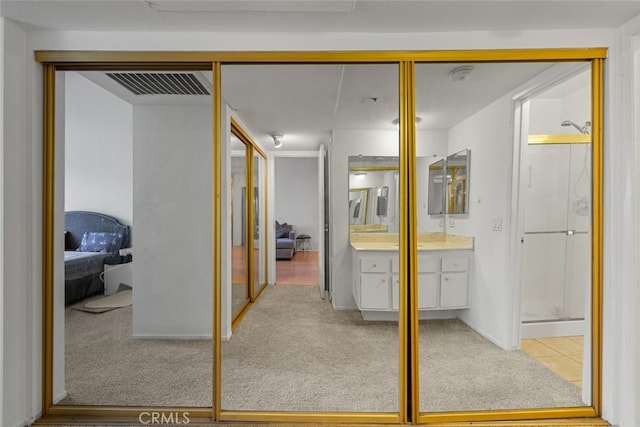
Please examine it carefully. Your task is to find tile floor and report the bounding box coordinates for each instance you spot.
[521,335,584,388]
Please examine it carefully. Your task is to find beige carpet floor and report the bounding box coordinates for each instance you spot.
[60,285,584,412]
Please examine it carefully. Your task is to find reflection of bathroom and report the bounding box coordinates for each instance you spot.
[520,68,591,340]
[515,68,592,393]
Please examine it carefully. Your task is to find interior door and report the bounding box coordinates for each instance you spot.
[318,144,326,298]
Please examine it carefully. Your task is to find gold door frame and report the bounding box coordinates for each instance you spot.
[36,49,605,426]
[229,118,269,331]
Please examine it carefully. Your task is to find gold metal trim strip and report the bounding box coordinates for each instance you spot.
[398,62,417,423]
[528,134,592,144]
[401,61,421,423]
[219,411,402,424]
[35,48,608,65]
[247,143,255,301]
[418,406,597,424]
[212,61,222,421]
[44,406,212,418]
[42,63,56,415]
[590,58,604,415]
[231,299,253,331]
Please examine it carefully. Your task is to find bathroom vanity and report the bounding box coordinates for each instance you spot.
[350,233,473,320]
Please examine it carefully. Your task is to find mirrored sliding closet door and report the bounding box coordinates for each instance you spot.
[415,61,594,417]
[53,69,214,407]
[220,64,402,414]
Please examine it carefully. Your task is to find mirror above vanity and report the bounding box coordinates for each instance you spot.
[348,156,399,233]
[427,149,471,217]
[446,149,470,215]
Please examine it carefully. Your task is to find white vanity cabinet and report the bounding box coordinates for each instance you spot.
[355,256,391,310]
[353,249,471,315]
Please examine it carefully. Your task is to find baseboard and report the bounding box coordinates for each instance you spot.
[52,390,67,405]
[521,319,585,338]
[357,309,462,321]
[418,309,461,320]
[18,412,41,427]
[360,311,400,321]
[458,316,509,350]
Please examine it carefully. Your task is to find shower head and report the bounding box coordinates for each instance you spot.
[561,120,591,134]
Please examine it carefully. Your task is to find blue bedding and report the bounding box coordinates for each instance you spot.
[64,211,131,305]
[64,251,113,282]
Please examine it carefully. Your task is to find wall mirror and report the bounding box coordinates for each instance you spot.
[349,188,369,225]
[348,156,399,233]
[427,158,446,215]
[446,149,470,215]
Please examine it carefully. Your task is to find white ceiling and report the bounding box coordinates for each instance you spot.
[2,0,640,33]
[11,1,636,150]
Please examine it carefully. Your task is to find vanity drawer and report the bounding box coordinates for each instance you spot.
[391,256,439,273]
[418,256,440,273]
[441,257,468,272]
[361,258,388,273]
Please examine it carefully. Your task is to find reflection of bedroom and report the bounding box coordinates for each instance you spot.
[63,72,133,306]
[62,70,213,338]
[58,70,215,407]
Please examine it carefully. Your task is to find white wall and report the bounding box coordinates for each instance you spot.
[64,72,133,225]
[132,104,212,338]
[446,96,516,347]
[634,37,640,427]
[2,18,42,427]
[528,70,591,135]
[275,157,319,249]
[2,23,640,427]
[1,18,4,427]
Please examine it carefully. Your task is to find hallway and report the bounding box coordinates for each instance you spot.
[276,250,319,286]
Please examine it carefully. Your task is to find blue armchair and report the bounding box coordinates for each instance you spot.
[275,221,296,259]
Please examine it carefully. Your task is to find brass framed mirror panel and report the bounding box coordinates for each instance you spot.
[37,48,605,426]
[229,118,269,331]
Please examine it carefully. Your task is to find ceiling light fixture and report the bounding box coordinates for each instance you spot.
[392,117,423,128]
[270,133,283,148]
[449,65,474,82]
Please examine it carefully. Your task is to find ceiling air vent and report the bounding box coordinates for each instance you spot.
[106,72,210,96]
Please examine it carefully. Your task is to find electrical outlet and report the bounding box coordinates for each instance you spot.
[492,217,502,231]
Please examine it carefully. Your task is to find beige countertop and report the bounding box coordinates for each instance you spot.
[350,232,473,251]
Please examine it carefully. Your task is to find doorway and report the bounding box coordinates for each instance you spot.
[273,156,321,287]
[516,66,593,404]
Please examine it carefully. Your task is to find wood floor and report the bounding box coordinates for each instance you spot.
[276,250,319,285]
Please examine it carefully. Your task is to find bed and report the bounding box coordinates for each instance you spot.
[64,211,131,305]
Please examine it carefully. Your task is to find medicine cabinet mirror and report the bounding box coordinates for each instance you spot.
[427,158,446,215]
[446,149,470,215]
[427,150,470,216]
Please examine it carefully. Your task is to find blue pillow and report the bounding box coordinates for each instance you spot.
[77,231,123,253]
[276,222,291,238]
